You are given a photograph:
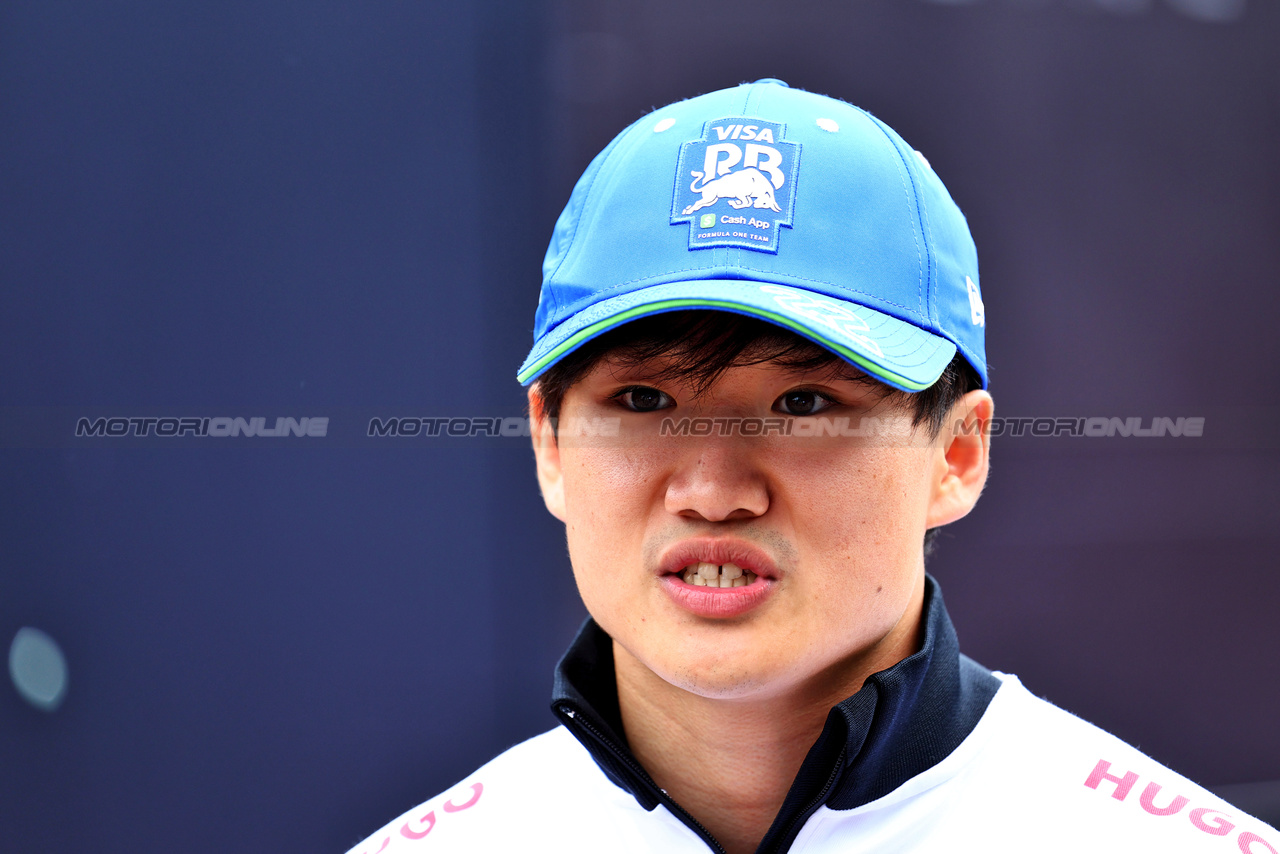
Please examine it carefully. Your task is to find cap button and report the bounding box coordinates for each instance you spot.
[751,78,789,87]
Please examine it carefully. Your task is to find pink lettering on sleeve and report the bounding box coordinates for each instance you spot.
[1139,782,1189,817]
[1084,759,1139,801]
[1238,831,1279,853]
[1189,808,1236,837]
[400,810,436,840]
[443,782,483,813]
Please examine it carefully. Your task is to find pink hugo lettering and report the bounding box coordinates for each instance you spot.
[1084,760,1278,852]
[1084,759,1138,800]
[1239,832,1280,854]
[359,782,484,853]
[443,783,483,812]
[400,810,435,840]
[1190,807,1236,836]
[1139,783,1189,817]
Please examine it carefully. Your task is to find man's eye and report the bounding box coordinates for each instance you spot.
[617,386,673,412]
[774,390,833,416]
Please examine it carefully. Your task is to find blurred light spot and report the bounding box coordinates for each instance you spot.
[815,118,839,133]
[9,627,68,712]
[653,117,676,133]
[1166,0,1245,21]
[915,150,932,170]
[916,0,1245,19]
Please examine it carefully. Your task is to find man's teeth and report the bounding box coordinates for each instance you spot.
[681,562,758,588]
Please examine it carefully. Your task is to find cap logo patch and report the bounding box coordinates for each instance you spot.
[671,118,800,254]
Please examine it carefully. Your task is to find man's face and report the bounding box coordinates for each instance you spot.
[532,348,987,705]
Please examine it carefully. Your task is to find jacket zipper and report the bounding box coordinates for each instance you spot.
[557,704,728,854]
[757,744,847,854]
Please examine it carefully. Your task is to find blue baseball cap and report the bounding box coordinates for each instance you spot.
[518,79,987,392]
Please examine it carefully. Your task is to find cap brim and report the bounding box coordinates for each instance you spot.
[518,280,956,392]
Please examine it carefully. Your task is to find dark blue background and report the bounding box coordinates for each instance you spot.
[3,0,1277,849]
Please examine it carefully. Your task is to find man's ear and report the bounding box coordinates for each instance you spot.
[925,390,994,529]
[529,385,567,522]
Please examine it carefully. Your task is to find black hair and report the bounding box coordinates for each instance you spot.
[530,310,982,557]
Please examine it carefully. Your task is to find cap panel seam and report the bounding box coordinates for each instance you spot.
[735,87,927,319]
[898,140,938,326]
[863,114,926,318]
[543,117,644,324]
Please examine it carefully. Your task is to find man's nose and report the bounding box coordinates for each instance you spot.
[663,440,770,522]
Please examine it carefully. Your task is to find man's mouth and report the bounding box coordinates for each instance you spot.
[679,562,761,588]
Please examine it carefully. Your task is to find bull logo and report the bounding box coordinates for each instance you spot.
[671,118,800,254]
[683,167,780,215]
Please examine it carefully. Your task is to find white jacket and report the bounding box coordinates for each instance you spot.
[347,580,1276,853]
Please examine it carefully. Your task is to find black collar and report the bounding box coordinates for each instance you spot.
[551,575,1000,854]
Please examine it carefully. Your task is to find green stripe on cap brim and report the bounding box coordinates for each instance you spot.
[518,284,956,392]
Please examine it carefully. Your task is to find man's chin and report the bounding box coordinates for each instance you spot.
[649,656,807,704]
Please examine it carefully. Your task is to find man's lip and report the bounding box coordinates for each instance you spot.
[657,538,781,580]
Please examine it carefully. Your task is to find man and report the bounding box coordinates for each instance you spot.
[348,80,1275,853]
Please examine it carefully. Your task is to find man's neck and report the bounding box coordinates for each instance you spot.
[613,610,924,854]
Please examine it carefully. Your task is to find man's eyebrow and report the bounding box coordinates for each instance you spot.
[776,359,879,387]
[596,356,670,382]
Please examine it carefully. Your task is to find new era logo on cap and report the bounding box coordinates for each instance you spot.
[966,276,985,327]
